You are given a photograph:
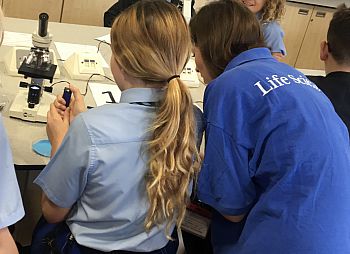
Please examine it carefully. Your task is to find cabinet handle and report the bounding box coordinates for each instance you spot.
[315,11,326,18]
[298,9,309,15]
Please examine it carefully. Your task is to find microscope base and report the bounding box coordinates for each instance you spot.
[9,88,56,123]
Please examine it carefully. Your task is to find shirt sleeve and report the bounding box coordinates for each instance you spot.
[0,116,25,228]
[262,21,286,55]
[198,123,256,216]
[34,115,93,208]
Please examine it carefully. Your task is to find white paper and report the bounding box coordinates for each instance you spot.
[2,31,33,47]
[95,34,111,45]
[89,82,121,106]
[54,41,109,68]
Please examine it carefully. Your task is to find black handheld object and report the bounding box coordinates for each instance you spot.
[38,13,49,37]
[63,87,72,107]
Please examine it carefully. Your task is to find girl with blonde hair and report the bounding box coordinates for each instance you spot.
[241,0,286,60]
[31,0,202,253]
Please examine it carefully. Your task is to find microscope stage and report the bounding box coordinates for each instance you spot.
[9,88,56,123]
[4,47,60,78]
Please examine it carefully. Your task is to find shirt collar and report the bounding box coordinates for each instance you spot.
[326,71,350,79]
[224,47,274,71]
[119,88,164,104]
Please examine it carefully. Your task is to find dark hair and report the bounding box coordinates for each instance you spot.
[327,4,350,65]
[189,0,265,79]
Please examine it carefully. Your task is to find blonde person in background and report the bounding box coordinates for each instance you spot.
[194,0,286,61]
[0,7,25,254]
[241,0,286,60]
[30,0,202,253]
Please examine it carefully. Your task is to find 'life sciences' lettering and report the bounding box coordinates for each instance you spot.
[254,74,320,96]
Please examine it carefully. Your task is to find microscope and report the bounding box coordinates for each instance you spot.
[9,13,57,122]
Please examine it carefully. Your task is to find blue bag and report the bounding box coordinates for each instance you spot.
[30,217,81,254]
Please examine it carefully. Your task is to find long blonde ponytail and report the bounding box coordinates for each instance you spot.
[110,0,201,238]
[145,77,200,237]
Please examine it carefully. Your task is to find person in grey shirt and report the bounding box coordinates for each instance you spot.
[32,1,201,253]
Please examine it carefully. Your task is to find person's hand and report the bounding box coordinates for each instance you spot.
[272,52,284,62]
[53,84,87,123]
[53,95,67,119]
[67,85,87,123]
[46,103,70,157]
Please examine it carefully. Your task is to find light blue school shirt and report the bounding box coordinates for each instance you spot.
[262,21,286,55]
[0,115,24,229]
[34,88,173,252]
[256,12,286,55]
[199,48,350,253]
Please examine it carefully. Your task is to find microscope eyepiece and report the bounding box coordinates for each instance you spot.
[38,13,49,37]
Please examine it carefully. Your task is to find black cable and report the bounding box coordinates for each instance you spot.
[41,80,71,93]
[49,80,71,87]
[97,40,110,53]
[83,73,115,96]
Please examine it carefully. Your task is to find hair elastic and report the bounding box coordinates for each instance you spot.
[167,75,180,83]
